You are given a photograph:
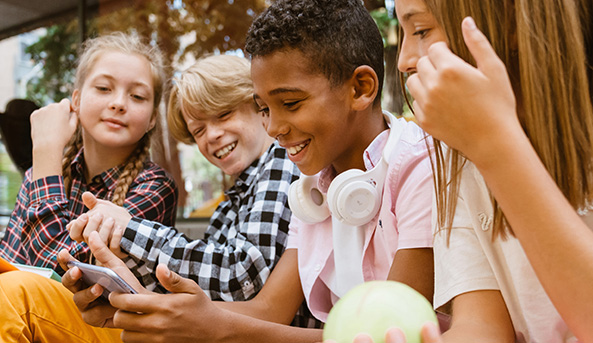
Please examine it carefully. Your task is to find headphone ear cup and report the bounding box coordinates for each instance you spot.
[288,175,331,224]
[327,169,381,226]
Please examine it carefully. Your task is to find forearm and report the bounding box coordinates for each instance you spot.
[471,129,593,339]
[220,309,322,343]
[32,145,64,181]
[122,219,274,300]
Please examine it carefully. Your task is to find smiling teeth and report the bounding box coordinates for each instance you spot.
[215,142,237,159]
[287,142,307,156]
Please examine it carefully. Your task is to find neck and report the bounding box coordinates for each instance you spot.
[333,106,387,174]
[82,138,137,182]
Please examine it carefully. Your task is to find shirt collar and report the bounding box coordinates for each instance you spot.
[317,128,390,193]
[70,147,125,190]
[226,142,276,198]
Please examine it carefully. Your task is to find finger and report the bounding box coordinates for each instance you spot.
[110,293,162,314]
[80,302,118,328]
[82,191,99,210]
[110,225,127,259]
[384,327,407,343]
[98,217,115,245]
[421,321,443,343]
[87,232,145,292]
[69,214,89,242]
[415,55,438,87]
[461,17,504,75]
[405,73,426,106]
[83,213,104,243]
[57,248,76,271]
[87,231,125,269]
[61,266,84,293]
[73,283,105,310]
[352,333,373,343]
[156,264,201,295]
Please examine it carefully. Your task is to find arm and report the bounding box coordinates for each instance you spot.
[388,248,433,304]
[440,291,514,343]
[69,231,321,343]
[118,149,299,298]
[408,18,593,340]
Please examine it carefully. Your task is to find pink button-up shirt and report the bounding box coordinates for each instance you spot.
[287,117,434,321]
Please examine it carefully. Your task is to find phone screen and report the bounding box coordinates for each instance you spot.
[67,260,138,299]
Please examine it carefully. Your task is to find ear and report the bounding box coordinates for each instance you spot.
[71,89,81,113]
[349,65,379,112]
[147,114,157,132]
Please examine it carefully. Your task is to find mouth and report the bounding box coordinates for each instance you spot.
[286,140,309,156]
[214,142,237,159]
[102,118,126,127]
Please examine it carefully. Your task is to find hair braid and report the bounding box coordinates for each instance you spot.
[110,134,151,206]
[61,127,83,197]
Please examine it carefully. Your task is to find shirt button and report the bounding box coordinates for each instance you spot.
[314,264,321,272]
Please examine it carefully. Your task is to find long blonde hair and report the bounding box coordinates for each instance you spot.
[62,32,166,205]
[418,0,593,238]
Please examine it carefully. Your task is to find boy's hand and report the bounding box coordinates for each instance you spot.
[109,264,227,343]
[58,232,149,328]
[68,192,131,258]
[406,17,519,167]
[323,322,442,343]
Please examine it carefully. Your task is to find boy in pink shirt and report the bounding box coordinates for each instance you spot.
[58,0,435,341]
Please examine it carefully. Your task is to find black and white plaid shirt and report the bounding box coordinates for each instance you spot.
[120,142,322,328]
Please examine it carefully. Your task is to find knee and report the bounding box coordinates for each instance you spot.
[0,271,60,299]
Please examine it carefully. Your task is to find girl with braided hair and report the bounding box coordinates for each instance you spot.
[0,32,177,275]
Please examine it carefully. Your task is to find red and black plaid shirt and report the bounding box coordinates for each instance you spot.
[0,148,177,274]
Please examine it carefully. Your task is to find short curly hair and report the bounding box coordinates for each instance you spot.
[245,0,384,99]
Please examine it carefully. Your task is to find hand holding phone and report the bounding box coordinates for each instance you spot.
[67,260,138,300]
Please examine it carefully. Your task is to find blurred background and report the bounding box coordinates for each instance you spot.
[0,0,407,236]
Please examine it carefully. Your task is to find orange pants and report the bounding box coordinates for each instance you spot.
[0,271,122,343]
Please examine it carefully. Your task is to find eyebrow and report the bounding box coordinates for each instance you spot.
[401,10,430,22]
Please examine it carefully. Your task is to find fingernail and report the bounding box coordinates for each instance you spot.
[385,328,406,343]
[423,322,441,340]
[465,17,476,30]
[92,284,101,296]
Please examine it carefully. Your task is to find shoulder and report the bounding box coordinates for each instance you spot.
[134,161,178,188]
[260,143,301,180]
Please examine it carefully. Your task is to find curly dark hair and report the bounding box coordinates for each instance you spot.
[245,0,384,99]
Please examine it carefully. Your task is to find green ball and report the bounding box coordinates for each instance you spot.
[323,281,437,343]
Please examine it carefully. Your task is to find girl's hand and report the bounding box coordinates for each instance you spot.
[30,98,78,152]
[323,322,443,343]
[31,98,79,179]
[406,17,520,167]
[68,192,131,258]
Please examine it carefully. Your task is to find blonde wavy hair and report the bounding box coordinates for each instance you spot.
[167,54,255,144]
[412,0,593,239]
[63,32,166,205]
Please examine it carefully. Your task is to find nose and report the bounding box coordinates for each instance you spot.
[397,37,418,74]
[109,91,127,113]
[262,110,289,141]
[205,121,225,143]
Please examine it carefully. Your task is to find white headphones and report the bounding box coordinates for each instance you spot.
[288,111,403,226]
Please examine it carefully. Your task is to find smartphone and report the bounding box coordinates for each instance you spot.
[67,260,138,299]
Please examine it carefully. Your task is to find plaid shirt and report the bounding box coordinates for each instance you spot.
[121,143,322,328]
[0,148,178,274]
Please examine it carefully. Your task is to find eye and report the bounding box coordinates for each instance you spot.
[283,100,301,110]
[192,127,205,137]
[218,111,232,119]
[131,94,147,101]
[258,107,270,117]
[95,86,110,92]
[413,29,430,38]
